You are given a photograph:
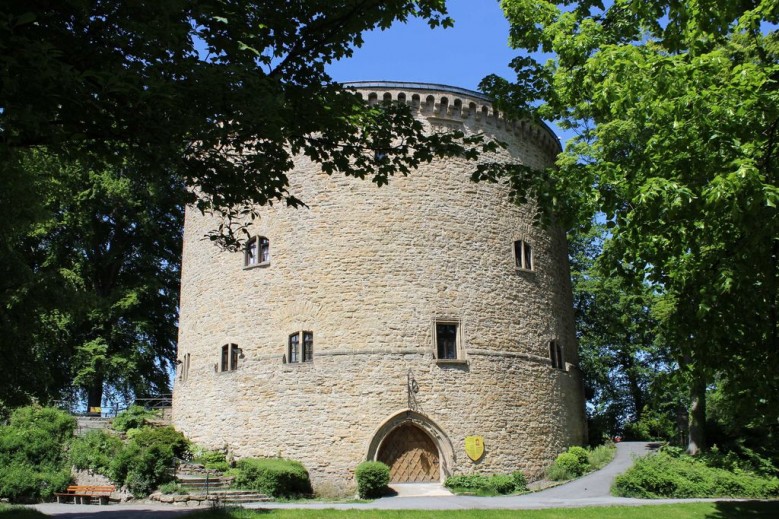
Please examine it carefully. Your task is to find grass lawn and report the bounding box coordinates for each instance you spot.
[179,501,779,519]
[0,504,50,518]
[3,501,777,518]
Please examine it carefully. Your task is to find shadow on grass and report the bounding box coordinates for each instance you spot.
[707,500,779,518]
[0,506,270,519]
[1,506,221,519]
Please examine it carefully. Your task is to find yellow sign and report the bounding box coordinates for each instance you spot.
[88,406,102,414]
[465,435,485,461]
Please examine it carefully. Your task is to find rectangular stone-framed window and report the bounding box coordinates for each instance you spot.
[549,340,564,370]
[434,320,464,363]
[220,343,240,371]
[288,331,313,363]
[244,236,270,268]
[514,239,533,271]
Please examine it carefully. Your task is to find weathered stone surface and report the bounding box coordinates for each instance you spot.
[173,82,586,493]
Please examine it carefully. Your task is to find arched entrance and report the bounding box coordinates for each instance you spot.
[377,423,440,482]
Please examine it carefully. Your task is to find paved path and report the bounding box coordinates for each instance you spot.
[533,441,656,498]
[30,441,722,515]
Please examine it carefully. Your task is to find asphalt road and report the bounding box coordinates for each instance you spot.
[31,441,724,515]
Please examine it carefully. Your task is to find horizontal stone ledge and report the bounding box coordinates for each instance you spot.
[317,348,425,357]
[467,349,551,364]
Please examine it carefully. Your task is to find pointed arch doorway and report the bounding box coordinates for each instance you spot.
[377,423,440,482]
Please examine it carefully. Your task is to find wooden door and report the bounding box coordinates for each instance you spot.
[377,423,440,482]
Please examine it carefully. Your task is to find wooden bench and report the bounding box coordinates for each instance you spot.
[54,485,115,505]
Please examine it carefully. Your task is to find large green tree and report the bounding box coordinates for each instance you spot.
[1,152,183,410]
[1,2,506,408]
[1,1,498,245]
[487,0,778,453]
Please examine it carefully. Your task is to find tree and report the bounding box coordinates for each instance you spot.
[1,151,183,410]
[488,0,778,453]
[0,1,499,247]
[1,2,510,408]
[570,224,688,444]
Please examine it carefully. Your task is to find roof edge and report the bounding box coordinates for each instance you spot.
[340,81,562,153]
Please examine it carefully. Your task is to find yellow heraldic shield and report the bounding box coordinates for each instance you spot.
[464,435,485,461]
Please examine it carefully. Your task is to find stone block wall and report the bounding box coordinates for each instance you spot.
[173,82,586,493]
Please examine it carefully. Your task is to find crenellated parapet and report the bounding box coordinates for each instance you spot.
[343,81,561,158]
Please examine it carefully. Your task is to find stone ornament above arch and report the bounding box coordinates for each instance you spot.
[366,409,455,481]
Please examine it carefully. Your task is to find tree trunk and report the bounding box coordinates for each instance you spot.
[87,380,103,412]
[620,346,645,421]
[687,368,707,455]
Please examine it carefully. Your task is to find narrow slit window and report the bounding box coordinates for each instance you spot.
[550,340,564,370]
[514,240,533,271]
[179,353,191,381]
[289,333,299,363]
[303,332,313,362]
[221,344,229,371]
[220,343,239,371]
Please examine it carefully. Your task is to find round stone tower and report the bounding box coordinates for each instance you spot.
[173,81,586,494]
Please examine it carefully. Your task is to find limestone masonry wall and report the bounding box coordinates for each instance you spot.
[173,82,586,494]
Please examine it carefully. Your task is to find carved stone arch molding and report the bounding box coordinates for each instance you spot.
[366,409,455,482]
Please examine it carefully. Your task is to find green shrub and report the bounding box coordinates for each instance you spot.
[488,474,516,494]
[159,481,188,495]
[109,441,176,497]
[111,406,157,432]
[511,470,528,491]
[130,426,190,459]
[622,411,676,441]
[546,461,578,481]
[701,445,778,478]
[0,406,75,502]
[204,461,230,472]
[233,458,312,498]
[354,461,390,499]
[568,446,589,466]
[0,463,71,503]
[193,447,227,466]
[613,452,779,498]
[106,426,189,497]
[444,473,526,495]
[551,452,586,479]
[69,430,123,474]
[444,474,489,491]
[587,444,616,470]
[545,445,613,482]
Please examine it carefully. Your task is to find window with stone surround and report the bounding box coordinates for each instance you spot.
[434,321,461,361]
[220,343,240,371]
[244,236,270,268]
[550,340,564,370]
[288,331,313,363]
[514,240,533,271]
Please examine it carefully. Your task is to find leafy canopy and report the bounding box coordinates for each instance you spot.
[1,1,501,247]
[489,0,779,449]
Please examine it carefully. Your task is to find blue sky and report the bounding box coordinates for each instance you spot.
[326,0,572,145]
[327,0,516,93]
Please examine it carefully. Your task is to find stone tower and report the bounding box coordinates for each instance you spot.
[173,81,586,494]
